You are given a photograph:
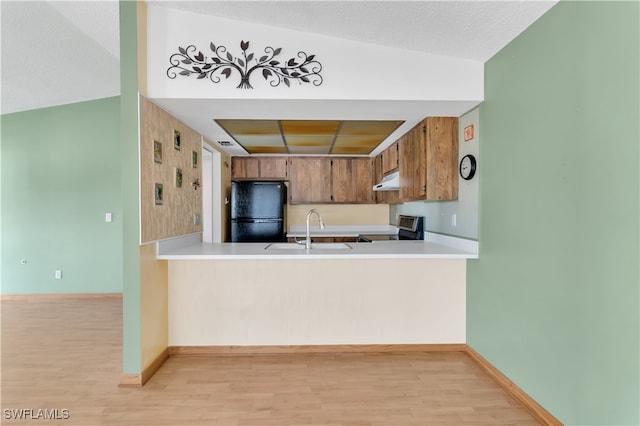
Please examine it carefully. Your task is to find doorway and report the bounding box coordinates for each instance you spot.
[202,142,222,243]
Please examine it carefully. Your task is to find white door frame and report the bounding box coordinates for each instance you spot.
[202,141,222,243]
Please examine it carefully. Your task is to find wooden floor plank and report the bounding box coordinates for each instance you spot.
[1,298,540,425]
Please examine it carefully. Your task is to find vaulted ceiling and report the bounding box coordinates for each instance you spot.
[1,1,557,155]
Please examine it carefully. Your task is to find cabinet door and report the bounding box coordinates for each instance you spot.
[259,157,288,179]
[381,142,399,174]
[231,157,259,180]
[331,158,354,203]
[399,126,426,202]
[424,117,458,201]
[331,158,373,203]
[353,158,373,203]
[288,157,333,204]
[399,117,458,202]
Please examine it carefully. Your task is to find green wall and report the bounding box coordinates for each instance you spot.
[120,0,142,375]
[468,2,639,425]
[1,97,123,294]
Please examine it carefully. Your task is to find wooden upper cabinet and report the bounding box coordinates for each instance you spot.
[258,157,288,179]
[399,124,427,200]
[399,117,458,202]
[288,157,333,204]
[331,158,373,203]
[231,157,259,180]
[381,141,399,175]
[231,156,288,180]
[425,117,458,201]
[353,158,374,203]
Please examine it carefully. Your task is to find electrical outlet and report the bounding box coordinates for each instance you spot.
[55,270,62,280]
[451,214,457,227]
[194,213,201,225]
[105,212,112,222]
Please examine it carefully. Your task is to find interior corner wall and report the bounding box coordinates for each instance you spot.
[120,0,142,376]
[1,97,123,294]
[391,108,479,239]
[468,2,639,425]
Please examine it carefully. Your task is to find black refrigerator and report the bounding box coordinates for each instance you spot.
[230,181,287,242]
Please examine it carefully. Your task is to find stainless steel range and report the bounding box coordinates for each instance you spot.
[358,215,424,242]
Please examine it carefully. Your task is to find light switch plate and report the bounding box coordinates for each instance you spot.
[194,213,201,225]
[105,212,112,223]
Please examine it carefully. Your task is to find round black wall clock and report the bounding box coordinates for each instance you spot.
[459,154,477,180]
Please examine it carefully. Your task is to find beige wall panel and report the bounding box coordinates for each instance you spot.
[139,243,168,370]
[287,203,389,226]
[168,258,466,346]
[140,96,202,242]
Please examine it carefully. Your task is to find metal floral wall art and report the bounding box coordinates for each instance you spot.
[167,40,322,89]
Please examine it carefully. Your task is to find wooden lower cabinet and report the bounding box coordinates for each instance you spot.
[288,236,359,243]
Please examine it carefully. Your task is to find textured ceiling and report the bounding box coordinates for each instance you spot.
[154,0,556,61]
[1,1,120,114]
[1,0,557,155]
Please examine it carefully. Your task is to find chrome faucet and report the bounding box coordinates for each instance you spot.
[305,209,325,249]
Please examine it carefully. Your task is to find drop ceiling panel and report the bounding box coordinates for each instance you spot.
[281,120,341,135]
[215,119,281,134]
[215,119,404,155]
[233,135,285,147]
[339,120,403,135]
[333,135,387,147]
[285,135,336,147]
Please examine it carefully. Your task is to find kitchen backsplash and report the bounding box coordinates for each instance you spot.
[287,204,389,226]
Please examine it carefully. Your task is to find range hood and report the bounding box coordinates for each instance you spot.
[373,171,400,191]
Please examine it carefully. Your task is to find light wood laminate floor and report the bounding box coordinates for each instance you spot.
[1,298,539,425]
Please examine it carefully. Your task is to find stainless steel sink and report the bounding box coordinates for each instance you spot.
[265,243,352,250]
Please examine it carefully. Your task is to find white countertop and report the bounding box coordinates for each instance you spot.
[156,232,478,260]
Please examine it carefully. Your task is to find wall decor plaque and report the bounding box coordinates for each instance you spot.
[167,40,322,89]
[154,183,164,205]
[154,140,162,163]
[174,130,181,150]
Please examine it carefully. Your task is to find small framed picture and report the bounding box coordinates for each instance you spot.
[192,151,198,168]
[175,168,183,188]
[154,183,163,205]
[153,140,162,163]
[464,124,474,142]
[173,129,181,150]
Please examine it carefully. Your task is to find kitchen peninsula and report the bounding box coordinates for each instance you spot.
[157,232,477,349]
